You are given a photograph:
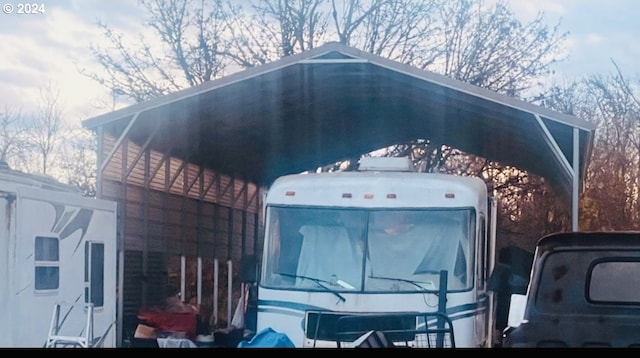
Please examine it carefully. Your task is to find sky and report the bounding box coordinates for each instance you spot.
[0,0,639,126]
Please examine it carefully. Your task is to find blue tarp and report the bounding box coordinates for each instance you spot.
[237,328,294,348]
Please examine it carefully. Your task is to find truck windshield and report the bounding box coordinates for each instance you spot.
[262,206,474,293]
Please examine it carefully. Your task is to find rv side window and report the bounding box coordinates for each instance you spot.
[85,241,105,307]
[478,215,487,290]
[34,236,59,290]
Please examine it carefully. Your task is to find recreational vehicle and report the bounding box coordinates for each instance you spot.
[251,157,498,347]
[0,166,118,348]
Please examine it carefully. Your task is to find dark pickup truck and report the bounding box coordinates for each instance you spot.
[502,231,640,348]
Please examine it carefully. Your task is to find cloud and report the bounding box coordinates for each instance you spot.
[506,0,567,22]
[584,33,605,45]
[69,0,145,32]
[507,0,640,78]
[0,1,146,123]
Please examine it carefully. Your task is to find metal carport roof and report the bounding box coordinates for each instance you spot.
[83,42,595,229]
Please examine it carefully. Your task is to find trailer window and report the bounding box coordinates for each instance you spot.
[477,215,487,290]
[34,236,59,290]
[85,241,105,307]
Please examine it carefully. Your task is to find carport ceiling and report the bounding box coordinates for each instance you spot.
[83,42,595,200]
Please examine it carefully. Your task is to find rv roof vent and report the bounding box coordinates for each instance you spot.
[357,157,415,172]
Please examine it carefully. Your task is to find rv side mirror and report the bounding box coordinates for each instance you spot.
[506,293,527,328]
[240,254,258,283]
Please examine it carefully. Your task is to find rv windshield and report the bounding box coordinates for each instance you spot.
[262,206,475,293]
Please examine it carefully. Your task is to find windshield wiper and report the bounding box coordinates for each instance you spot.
[368,275,437,293]
[277,272,346,303]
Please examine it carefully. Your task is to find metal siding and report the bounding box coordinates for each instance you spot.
[148,153,168,191]
[98,127,265,345]
[218,176,234,208]
[147,234,166,252]
[122,250,143,339]
[231,209,244,261]
[146,251,169,307]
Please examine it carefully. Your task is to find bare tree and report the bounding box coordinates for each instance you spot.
[27,83,65,175]
[203,0,332,68]
[536,63,640,231]
[0,106,30,169]
[582,72,640,230]
[424,0,568,96]
[86,0,567,100]
[59,128,98,197]
[331,0,438,63]
[84,0,233,102]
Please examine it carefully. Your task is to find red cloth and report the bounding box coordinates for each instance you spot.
[137,310,197,339]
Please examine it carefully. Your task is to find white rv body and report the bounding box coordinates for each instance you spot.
[256,157,497,347]
[0,168,117,348]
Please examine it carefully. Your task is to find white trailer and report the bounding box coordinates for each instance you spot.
[0,166,118,348]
